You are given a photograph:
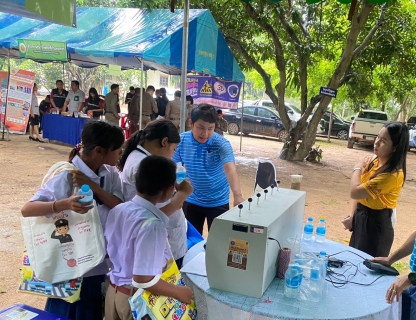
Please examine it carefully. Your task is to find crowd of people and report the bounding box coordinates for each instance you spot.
[21,104,242,320]
[30,80,229,140]
[23,80,416,320]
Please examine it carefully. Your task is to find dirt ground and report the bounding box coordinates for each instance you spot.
[0,132,415,310]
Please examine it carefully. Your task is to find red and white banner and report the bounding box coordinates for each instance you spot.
[5,69,35,134]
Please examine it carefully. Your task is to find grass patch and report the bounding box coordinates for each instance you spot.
[392,261,410,274]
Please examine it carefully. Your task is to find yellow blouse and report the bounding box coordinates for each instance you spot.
[358,158,404,210]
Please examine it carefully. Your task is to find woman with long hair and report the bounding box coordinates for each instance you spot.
[84,87,104,119]
[119,119,190,268]
[344,122,409,257]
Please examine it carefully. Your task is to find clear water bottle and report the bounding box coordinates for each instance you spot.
[303,217,314,241]
[319,251,328,273]
[309,267,324,302]
[176,162,187,184]
[315,218,326,243]
[284,264,303,299]
[77,184,93,204]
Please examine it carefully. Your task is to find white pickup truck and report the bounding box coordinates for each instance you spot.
[347,110,388,149]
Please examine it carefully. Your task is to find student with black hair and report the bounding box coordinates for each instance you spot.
[172,104,244,235]
[119,120,191,267]
[51,80,68,113]
[344,122,409,257]
[84,87,104,119]
[29,83,44,142]
[21,121,125,320]
[105,155,194,320]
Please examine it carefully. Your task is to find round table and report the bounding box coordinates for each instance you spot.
[182,239,401,320]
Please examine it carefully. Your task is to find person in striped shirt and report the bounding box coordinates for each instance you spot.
[172,104,244,235]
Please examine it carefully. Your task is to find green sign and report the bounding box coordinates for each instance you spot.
[108,64,121,76]
[18,39,68,62]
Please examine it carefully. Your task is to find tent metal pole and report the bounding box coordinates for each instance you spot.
[1,49,11,141]
[239,82,245,152]
[179,0,190,134]
[139,58,144,130]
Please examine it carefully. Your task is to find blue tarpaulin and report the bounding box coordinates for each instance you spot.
[0,7,245,82]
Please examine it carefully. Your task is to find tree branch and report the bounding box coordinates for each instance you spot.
[352,4,388,59]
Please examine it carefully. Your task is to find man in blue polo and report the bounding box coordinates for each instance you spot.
[172,104,244,235]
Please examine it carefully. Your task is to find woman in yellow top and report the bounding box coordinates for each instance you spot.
[345,122,409,257]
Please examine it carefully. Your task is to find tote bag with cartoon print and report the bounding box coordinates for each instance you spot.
[20,162,106,284]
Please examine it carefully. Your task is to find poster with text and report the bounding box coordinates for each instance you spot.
[186,76,242,109]
[5,69,35,134]
[0,71,8,124]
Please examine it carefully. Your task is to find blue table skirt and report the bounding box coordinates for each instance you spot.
[0,304,69,320]
[42,114,90,146]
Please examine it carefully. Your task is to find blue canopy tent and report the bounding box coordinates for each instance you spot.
[0,7,245,82]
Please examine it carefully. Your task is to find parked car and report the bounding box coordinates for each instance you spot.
[406,116,416,129]
[348,110,388,148]
[319,111,351,140]
[253,100,301,121]
[222,106,289,141]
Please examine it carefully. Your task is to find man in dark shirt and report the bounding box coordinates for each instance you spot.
[156,87,169,118]
[50,80,68,113]
[125,86,135,106]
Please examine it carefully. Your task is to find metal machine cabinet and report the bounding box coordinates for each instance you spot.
[205,187,306,298]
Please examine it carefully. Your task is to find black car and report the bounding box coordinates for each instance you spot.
[407,116,416,129]
[319,111,351,140]
[222,106,288,141]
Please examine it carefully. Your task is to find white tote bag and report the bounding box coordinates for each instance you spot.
[21,162,106,284]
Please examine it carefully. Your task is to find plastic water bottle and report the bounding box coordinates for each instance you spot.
[176,162,187,184]
[284,264,303,299]
[78,184,93,204]
[303,217,314,241]
[309,267,324,302]
[319,251,328,272]
[315,218,326,243]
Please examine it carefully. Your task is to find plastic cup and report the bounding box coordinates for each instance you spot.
[287,237,301,261]
[290,174,303,190]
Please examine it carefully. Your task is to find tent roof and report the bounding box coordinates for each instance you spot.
[0,7,245,82]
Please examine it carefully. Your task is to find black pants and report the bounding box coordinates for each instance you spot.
[182,202,229,235]
[349,203,394,257]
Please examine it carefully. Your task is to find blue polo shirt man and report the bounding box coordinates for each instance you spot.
[172,104,244,235]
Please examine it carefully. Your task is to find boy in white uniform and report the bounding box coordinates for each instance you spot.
[105,156,194,320]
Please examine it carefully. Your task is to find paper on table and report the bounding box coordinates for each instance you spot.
[0,306,38,320]
[180,252,207,277]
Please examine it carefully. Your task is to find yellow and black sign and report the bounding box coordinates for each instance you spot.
[200,80,212,94]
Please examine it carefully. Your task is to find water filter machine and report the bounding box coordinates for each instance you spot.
[205,186,306,298]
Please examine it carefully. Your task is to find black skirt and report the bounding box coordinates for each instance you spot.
[30,114,40,126]
[349,203,394,257]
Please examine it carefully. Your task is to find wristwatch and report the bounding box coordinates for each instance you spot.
[408,272,416,285]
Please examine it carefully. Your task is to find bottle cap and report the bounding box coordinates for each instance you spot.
[320,217,326,222]
[320,251,326,256]
[308,217,313,221]
[81,184,90,192]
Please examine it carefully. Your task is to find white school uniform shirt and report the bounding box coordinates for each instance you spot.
[105,196,171,286]
[65,89,85,113]
[30,155,124,277]
[119,145,187,260]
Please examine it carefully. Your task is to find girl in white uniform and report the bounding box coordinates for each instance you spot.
[118,120,188,267]
[21,121,125,320]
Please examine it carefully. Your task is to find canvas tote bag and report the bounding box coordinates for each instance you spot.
[20,161,106,284]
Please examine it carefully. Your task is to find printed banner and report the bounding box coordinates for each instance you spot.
[5,68,36,134]
[18,39,68,62]
[186,76,242,109]
[0,71,8,124]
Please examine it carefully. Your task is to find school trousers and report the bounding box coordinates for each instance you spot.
[182,201,229,235]
[105,283,136,320]
[402,285,416,320]
[349,203,394,257]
